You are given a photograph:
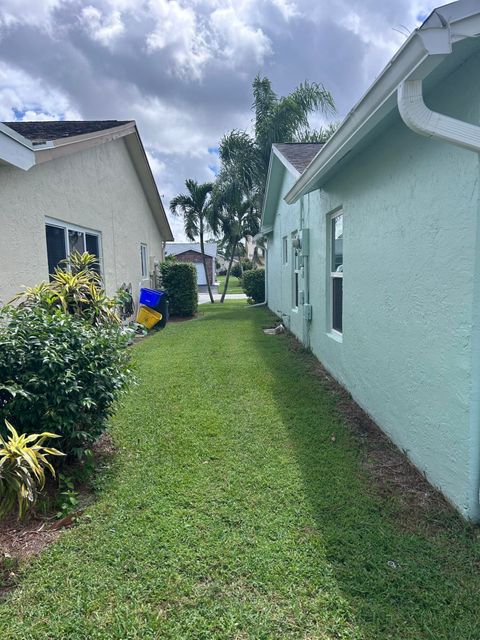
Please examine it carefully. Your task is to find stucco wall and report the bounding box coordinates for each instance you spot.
[267,52,480,520]
[0,137,166,305]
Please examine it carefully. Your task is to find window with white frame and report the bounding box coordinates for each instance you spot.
[45,219,102,277]
[292,232,300,308]
[140,243,148,279]
[330,212,343,334]
[282,236,288,264]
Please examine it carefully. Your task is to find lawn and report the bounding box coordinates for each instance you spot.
[217,274,243,294]
[1,301,480,639]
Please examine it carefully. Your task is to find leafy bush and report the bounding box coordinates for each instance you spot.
[242,269,265,303]
[231,262,243,279]
[0,305,132,458]
[14,252,119,325]
[0,420,64,519]
[160,261,198,317]
[241,258,254,272]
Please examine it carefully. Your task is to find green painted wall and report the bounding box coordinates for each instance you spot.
[267,51,480,520]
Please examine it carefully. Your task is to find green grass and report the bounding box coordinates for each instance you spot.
[1,300,480,639]
[217,274,243,295]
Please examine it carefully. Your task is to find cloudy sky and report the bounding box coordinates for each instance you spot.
[0,0,439,239]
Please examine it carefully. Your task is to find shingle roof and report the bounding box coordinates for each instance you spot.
[165,242,217,259]
[273,143,324,174]
[3,120,132,144]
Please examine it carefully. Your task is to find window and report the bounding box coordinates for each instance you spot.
[140,243,148,279]
[282,236,288,264]
[45,219,102,277]
[330,212,343,334]
[292,232,300,308]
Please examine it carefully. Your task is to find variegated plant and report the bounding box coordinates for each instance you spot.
[0,420,64,519]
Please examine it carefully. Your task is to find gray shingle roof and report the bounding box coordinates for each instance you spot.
[3,120,132,144]
[165,242,217,259]
[273,142,324,174]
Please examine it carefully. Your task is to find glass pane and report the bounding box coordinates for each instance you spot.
[332,214,343,272]
[294,272,299,307]
[282,237,287,264]
[86,234,100,273]
[45,225,67,277]
[332,277,343,333]
[69,230,85,255]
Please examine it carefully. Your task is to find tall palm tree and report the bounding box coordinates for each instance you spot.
[219,76,336,205]
[170,180,217,304]
[212,178,259,303]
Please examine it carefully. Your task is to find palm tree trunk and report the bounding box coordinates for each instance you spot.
[221,239,239,303]
[199,219,214,304]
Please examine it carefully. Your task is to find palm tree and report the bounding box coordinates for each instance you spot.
[212,178,259,303]
[170,180,217,304]
[219,76,336,205]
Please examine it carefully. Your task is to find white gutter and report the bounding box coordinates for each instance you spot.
[0,123,37,170]
[285,1,480,204]
[398,79,480,152]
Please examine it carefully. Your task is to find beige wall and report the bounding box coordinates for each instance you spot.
[0,137,165,305]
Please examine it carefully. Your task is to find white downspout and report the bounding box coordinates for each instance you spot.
[398,79,480,153]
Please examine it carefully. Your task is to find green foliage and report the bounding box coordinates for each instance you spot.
[231,262,243,279]
[55,472,80,519]
[242,268,265,303]
[160,261,198,317]
[241,258,254,272]
[0,305,132,458]
[0,420,64,519]
[14,252,119,325]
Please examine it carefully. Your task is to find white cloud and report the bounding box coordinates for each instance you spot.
[81,5,125,46]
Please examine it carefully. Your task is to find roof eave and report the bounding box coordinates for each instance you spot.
[285,5,480,204]
[0,123,36,169]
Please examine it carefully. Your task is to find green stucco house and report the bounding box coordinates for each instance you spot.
[261,0,480,521]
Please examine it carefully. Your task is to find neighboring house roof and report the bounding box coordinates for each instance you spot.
[286,0,480,203]
[273,143,324,175]
[165,242,217,259]
[4,120,131,144]
[0,119,173,241]
[261,142,324,232]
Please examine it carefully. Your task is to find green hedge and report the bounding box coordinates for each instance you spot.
[0,305,131,458]
[160,261,198,317]
[242,269,265,304]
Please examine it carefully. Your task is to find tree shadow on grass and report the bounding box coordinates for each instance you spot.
[244,309,480,640]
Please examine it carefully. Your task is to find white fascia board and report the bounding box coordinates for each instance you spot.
[124,130,174,242]
[0,123,36,170]
[271,145,301,180]
[284,7,480,204]
[285,27,453,203]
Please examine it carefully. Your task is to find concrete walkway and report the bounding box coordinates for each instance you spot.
[198,292,247,304]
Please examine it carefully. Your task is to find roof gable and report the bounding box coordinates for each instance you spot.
[165,242,217,258]
[4,121,132,144]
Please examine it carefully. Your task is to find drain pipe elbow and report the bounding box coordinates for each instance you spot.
[398,79,480,154]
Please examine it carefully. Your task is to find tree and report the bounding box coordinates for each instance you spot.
[170,180,217,304]
[219,76,336,205]
[212,178,259,303]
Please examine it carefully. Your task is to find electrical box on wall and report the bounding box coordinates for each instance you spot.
[300,228,310,256]
[304,303,312,321]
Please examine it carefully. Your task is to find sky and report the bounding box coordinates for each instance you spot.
[0,0,440,240]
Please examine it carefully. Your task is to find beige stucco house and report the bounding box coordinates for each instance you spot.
[0,120,173,305]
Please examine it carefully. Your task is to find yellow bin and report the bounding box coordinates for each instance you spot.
[136,305,163,330]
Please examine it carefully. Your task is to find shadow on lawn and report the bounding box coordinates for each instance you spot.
[242,307,480,639]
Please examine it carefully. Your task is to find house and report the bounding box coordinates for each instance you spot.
[165,242,217,291]
[261,0,480,521]
[0,120,173,306]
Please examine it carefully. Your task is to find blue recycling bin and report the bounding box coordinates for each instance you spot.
[139,287,165,309]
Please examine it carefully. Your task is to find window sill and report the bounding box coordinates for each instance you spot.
[327,331,343,344]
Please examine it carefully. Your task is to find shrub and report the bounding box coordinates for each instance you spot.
[231,262,242,279]
[0,420,64,519]
[0,305,132,459]
[242,269,265,303]
[160,261,198,317]
[241,258,254,272]
[14,251,119,325]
